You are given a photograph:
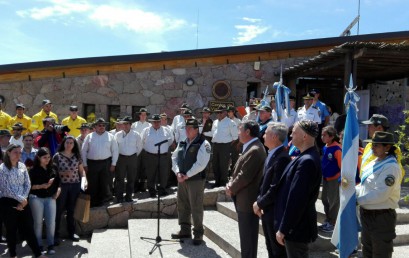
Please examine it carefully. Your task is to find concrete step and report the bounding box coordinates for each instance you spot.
[128,218,231,258]
[88,229,130,258]
[216,201,334,251]
[203,210,269,258]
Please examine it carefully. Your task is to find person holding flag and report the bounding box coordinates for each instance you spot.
[357,131,401,258]
[331,75,360,258]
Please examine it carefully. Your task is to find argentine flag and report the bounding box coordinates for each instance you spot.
[331,75,360,258]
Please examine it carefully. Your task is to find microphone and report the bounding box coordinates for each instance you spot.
[154,140,168,146]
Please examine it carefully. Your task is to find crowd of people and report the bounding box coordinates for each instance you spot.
[0,92,404,257]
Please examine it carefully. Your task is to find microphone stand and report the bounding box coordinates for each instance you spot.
[140,139,182,255]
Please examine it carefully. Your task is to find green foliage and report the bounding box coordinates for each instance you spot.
[396,110,409,203]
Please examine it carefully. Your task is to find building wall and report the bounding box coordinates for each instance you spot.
[0,58,302,122]
[369,78,407,131]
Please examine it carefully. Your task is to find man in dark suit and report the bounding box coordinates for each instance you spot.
[226,120,266,258]
[253,122,291,258]
[275,120,322,257]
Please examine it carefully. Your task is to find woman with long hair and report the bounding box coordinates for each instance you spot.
[29,147,60,255]
[53,136,86,244]
[358,131,401,257]
[0,144,47,258]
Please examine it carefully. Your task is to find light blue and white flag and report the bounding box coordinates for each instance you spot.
[331,74,360,258]
[273,66,291,122]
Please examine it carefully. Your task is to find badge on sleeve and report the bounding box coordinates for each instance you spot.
[385,175,395,187]
[205,143,211,154]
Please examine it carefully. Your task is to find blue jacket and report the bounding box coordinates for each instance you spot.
[257,146,291,215]
[274,146,322,243]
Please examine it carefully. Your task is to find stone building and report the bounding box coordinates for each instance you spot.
[0,31,409,131]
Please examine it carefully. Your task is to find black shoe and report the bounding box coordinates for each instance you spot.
[116,198,123,204]
[47,245,56,255]
[193,236,203,246]
[70,234,80,242]
[171,231,191,239]
[39,246,46,254]
[125,197,133,202]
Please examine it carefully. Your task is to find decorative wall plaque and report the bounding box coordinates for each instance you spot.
[212,80,231,100]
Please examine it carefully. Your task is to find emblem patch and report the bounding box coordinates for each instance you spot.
[327,153,333,160]
[205,143,211,154]
[385,175,395,187]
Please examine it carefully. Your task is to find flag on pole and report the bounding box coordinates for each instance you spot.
[331,74,360,258]
[273,65,291,122]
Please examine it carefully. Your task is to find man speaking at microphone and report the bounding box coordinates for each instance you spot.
[171,118,211,245]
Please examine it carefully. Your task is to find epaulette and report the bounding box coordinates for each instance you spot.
[312,106,318,109]
[297,107,303,111]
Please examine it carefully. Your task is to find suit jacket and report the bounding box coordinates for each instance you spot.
[200,118,213,142]
[257,146,291,215]
[229,139,266,213]
[274,146,322,243]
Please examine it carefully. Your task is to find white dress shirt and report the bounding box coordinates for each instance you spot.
[281,108,297,128]
[131,121,151,134]
[81,131,119,166]
[174,120,187,143]
[171,114,184,133]
[141,126,174,154]
[115,130,142,156]
[204,117,238,143]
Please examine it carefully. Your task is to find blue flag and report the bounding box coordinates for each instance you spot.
[331,74,360,258]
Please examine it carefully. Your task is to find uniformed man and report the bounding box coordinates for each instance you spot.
[114,116,142,203]
[242,102,258,122]
[198,107,213,143]
[8,103,31,134]
[256,105,274,147]
[296,93,321,124]
[204,105,238,187]
[81,118,119,207]
[61,105,87,137]
[30,99,59,132]
[282,96,298,131]
[131,107,151,192]
[109,118,123,135]
[0,100,11,130]
[310,89,330,126]
[171,118,211,246]
[171,103,190,133]
[141,114,174,197]
[174,109,193,144]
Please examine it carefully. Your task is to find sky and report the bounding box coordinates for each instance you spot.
[0,0,408,65]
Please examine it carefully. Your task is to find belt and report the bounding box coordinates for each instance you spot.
[119,153,137,157]
[360,208,393,215]
[213,142,231,145]
[146,152,167,156]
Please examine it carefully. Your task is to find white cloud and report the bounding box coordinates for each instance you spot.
[16,0,91,20]
[233,25,269,44]
[89,5,185,33]
[243,17,262,23]
[233,17,269,44]
[16,0,186,33]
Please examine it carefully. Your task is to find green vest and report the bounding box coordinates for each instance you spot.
[177,135,206,180]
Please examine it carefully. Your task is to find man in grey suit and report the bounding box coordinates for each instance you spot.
[226,120,267,258]
[253,122,291,258]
